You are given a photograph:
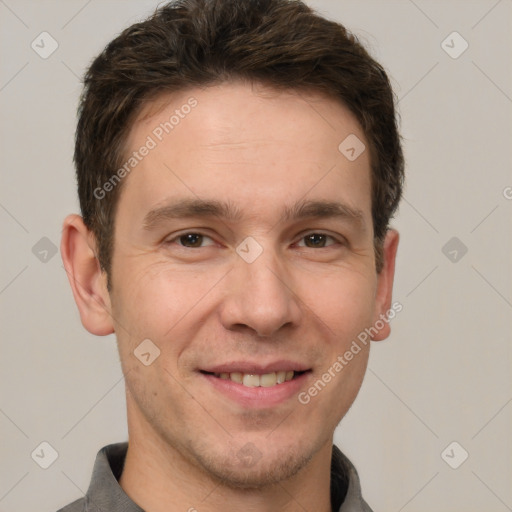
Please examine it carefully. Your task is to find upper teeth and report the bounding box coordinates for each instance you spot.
[215,371,295,387]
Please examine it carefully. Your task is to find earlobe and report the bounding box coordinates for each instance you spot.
[371,229,399,342]
[60,214,114,336]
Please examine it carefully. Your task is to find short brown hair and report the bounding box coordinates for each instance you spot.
[75,0,404,285]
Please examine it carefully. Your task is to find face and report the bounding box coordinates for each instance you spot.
[105,81,395,488]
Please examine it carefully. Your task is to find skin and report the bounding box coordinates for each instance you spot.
[61,80,399,512]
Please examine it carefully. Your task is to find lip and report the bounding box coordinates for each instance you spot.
[200,360,311,374]
[199,369,312,409]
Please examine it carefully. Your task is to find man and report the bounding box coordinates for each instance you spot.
[59,0,404,510]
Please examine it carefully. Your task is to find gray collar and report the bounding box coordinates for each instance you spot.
[332,445,374,512]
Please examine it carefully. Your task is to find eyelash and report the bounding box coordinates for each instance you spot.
[164,231,344,249]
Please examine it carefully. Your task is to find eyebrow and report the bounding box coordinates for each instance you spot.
[142,198,366,231]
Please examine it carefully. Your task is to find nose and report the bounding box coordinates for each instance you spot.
[219,243,302,338]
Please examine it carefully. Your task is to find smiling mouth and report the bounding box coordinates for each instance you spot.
[200,370,309,388]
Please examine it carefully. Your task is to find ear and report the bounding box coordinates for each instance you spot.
[371,229,399,341]
[60,214,114,336]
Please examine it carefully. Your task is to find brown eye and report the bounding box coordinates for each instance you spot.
[179,233,204,247]
[298,233,337,248]
[165,232,215,248]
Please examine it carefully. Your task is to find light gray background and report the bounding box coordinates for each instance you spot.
[1,1,511,511]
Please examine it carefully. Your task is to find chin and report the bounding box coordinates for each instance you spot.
[191,441,314,490]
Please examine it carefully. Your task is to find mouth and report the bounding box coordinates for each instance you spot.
[200,370,309,388]
[198,364,312,408]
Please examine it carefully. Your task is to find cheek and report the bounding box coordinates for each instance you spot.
[110,261,220,356]
[110,264,173,355]
[298,267,377,342]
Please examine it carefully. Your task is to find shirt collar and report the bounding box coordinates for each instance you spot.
[85,442,372,512]
[85,443,143,512]
[332,445,374,512]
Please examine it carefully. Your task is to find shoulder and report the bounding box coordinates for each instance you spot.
[55,497,85,512]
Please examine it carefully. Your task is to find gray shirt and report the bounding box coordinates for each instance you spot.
[57,442,374,512]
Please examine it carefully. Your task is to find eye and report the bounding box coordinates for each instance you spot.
[164,231,342,250]
[296,232,340,248]
[166,232,216,248]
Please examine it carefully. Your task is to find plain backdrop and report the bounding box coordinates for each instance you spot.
[0,1,511,511]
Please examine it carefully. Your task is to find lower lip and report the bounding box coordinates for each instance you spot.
[200,372,310,408]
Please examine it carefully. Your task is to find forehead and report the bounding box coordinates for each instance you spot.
[118,80,372,225]
[128,80,367,156]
